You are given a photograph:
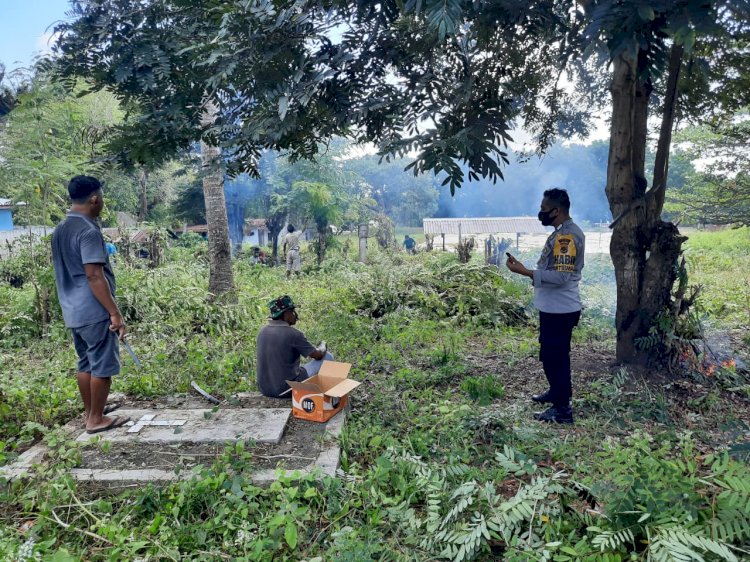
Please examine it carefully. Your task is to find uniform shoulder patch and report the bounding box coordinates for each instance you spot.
[553,234,577,272]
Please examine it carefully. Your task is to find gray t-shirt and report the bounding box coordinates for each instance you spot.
[284,232,301,250]
[52,212,116,328]
[532,218,585,313]
[256,319,316,397]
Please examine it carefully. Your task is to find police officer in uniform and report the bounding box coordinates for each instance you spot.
[505,188,585,424]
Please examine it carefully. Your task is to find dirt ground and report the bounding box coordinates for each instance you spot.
[463,332,750,456]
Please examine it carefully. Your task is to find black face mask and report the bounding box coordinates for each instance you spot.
[538,209,556,226]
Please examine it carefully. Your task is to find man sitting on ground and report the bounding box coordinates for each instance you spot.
[250,246,267,265]
[256,295,333,398]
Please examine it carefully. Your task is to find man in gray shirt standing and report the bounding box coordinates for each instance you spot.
[52,176,130,433]
[506,188,585,424]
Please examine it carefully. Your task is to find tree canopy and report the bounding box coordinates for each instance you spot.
[53,0,587,191]
[666,117,750,226]
[0,76,122,225]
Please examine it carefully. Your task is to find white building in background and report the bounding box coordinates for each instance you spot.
[243,219,270,247]
[423,216,549,250]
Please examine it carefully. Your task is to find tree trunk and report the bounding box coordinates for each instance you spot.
[200,98,234,299]
[650,44,685,217]
[266,213,285,265]
[317,227,326,264]
[137,169,149,222]
[607,45,687,365]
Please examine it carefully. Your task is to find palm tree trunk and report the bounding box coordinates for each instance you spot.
[318,229,326,264]
[200,97,234,299]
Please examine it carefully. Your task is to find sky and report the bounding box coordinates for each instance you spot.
[0,0,71,75]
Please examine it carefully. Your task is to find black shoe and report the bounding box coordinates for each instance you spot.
[531,390,554,404]
[534,406,574,424]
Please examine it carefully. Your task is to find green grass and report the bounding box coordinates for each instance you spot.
[395,226,425,242]
[1,231,749,561]
[683,227,750,327]
[685,226,750,255]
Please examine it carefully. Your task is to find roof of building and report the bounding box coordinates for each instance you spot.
[245,218,268,229]
[0,199,28,210]
[102,227,152,243]
[423,217,549,235]
[116,211,138,227]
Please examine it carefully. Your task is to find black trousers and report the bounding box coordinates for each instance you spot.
[539,310,581,408]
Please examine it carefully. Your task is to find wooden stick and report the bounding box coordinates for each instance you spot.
[49,510,114,545]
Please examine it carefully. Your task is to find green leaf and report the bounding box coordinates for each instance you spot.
[637,5,655,21]
[49,549,77,562]
[683,30,696,53]
[304,487,317,498]
[231,476,245,497]
[285,522,298,549]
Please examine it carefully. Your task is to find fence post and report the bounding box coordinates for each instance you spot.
[358,224,369,263]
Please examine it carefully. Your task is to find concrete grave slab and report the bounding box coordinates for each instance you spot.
[2,394,350,488]
[75,408,291,445]
[70,408,349,487]
[0,444,48,479]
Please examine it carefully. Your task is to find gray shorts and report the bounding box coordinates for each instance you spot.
[286,248,301,271]
[72,319,121,377]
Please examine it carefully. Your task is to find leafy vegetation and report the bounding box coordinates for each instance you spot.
[684,227,750,329]
[1,229,749,560]
[666,119,750,227]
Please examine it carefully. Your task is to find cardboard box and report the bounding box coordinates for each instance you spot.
[286,361,360,422]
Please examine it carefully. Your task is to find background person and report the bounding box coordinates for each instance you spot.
[403,234,416,254]
[250,246,266,265]
[283,224,301,277]
[505,188,585,424]
[51,175,130,434]
[255,295,332,398]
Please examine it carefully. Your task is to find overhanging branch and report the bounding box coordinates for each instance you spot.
[647,42,684,222]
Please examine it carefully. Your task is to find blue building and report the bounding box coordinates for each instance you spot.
[0,199,14,231]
